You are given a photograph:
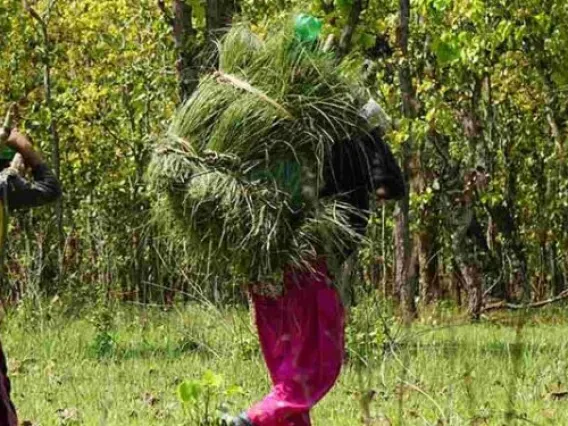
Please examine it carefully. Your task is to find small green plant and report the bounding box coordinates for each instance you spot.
[87,294,117,358]
[346,296,396,367]
[90,329,117,358]
[177,370,245,425]
[234,333,260,360]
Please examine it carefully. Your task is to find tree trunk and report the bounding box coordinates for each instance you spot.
[537,57,567,299]
[411,149,440,306]
[451,200,485,320]
[319,0,334,14]
[207,0,239,40]
[172,0,198,100]
[418,229,439,305]
[451,76,488,319]
[394,0,416,320]
[164,0,239,99]
[338,0,363,58]
[460,263,482,320]
[206,0,220,38]
[394,201,415,318]
[449,266,462,306]
[549,244,564,296]
[23,1,64,290]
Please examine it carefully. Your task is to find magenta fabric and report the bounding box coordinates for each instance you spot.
[247,261,345,426]
[0,341,18,426]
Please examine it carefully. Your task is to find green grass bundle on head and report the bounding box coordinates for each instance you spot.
[149,21,370,288]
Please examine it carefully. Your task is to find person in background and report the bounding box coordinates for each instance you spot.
[222,16,405,426]
[0,128,62,426]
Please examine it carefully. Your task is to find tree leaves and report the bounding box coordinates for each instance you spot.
[430,0,452,12]
[432,36,461,66]
[178,380,202,403]
[336,0,353,13]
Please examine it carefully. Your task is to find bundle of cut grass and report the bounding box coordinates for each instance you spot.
[149,23,371,287]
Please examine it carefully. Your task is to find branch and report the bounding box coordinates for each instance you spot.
[397,0,415,117]
[23,0,62,185]
[1,104,15,135]
[482,290,568,312]
[319,0,334,14]
[45,0,58,21]
[398,0,410,55]
[536,58,566,153]
[338,0,364,58]
[22,0,47,36]
[546,112,564,153]
[429,131,452,169]
[99,121,126,145]
[157,0,174,27]
[322,34,336,53]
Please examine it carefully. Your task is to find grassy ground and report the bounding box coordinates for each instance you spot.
[2,299,568,425]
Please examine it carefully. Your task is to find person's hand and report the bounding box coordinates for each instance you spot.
[6,129,42,169]
[376,186,389,201]
[6,129,33,153]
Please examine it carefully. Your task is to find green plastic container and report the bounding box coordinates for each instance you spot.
[294,14,322,44]
[0,146,15,161]
[250,161,303,210]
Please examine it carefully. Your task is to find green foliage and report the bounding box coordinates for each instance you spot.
[0,0,567,312]
[432,34,461,66]
[176,370,228,424]
[87,295,118,358]
[346,296,395,366]
[90,330,118,359]
[178,379,203,402]
[0,0,177,300]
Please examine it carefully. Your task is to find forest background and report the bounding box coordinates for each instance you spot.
[3,0,568,319]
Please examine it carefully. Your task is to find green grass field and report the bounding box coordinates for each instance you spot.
[2,300,568,425]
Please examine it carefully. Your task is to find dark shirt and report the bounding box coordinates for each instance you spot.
[321,127,405,236]
[0,164,62,211]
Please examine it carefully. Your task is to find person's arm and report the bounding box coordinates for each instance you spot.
[2,129,62,210]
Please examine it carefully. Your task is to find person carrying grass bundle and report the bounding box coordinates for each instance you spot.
[149,14,403,426]
[0,120,62,425]
[231,128,403,426]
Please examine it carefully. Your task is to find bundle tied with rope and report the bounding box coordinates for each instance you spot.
[148,24,373,291]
